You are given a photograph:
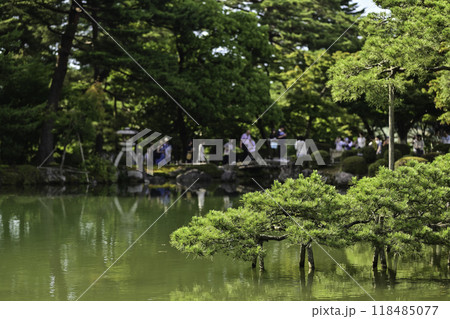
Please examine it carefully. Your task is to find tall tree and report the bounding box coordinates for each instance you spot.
[329,0,450,169]
[36,1,82,164]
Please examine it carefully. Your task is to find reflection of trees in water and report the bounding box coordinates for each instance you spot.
[299,268,314,300]
[1,191,449,301]
[196,189,206,212]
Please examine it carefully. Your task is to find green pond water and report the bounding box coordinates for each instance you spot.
[0,185,448,301]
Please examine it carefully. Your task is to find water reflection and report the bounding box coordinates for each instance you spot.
[0,185,448,301]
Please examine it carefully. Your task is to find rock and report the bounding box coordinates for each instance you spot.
[334,172,354,187]
[127,170,144,182]
[127,184,144,194]
[301,169,313,178]
[219,183,238,194]
[221,170,236,182]
[147,175,167,185]
[278,165,292,182]
[176,169,211,185]
[169,167,186,177]
[39,167,66,184]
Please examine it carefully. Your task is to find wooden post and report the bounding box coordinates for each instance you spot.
[388,80,395,170]
[78,133,89,183]
[60,143,67,173]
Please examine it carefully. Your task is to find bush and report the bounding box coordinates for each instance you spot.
[394,143,412,156]
[195,163,222,178]
[342,156,368,175]
[341,149,358,161]
[433,143,450,154]
[394,156,427,169]
[368,159,386,177]
[85,156,117,183]
[383,148,403,163]
[422,152,441,163]
[17,165,42,185]
[311,150,330,168]
[359,146,377,164]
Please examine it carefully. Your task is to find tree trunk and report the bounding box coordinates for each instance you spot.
[299,243,307,268]
[307,243,315,270]
[388,81,395,170]
[432,245,441,268]
[362,118,374,138]
[252,256,257,269]
[372,247,379,269]
[38,2,81,164]
[299,267,306,289]
[95,131,104,154]
[305,116,314,139]
[257,240,264,271]
[259,255,265,271]
[379,246,387,269]
[177,107,188,161]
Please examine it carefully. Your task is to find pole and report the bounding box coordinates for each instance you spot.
[388,80,395,170]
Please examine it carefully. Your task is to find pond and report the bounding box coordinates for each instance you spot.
[0,185,448,301]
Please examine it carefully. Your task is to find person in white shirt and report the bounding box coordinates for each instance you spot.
[247,138,256,160]
[441,131,450,144]
[413,135,424,155]
[357,133,366,149]
[197,142,206,163]
[335,137,346,151]
[375,136,383,155]
[295,136,307,158]
[223,139,234,165]
[240,129,252,161]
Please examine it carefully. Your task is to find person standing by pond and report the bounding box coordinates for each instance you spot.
[240,129,252,162]
[277,126,287,162]
[335,137,346,151]
[375,136,383,155]
[357,133,366,149]
[413,135,425,156]
[295,136,307,158]
[277,126,287,139]
[223,139,234,165]
[269,129,278,159]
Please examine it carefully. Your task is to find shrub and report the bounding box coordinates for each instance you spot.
[311,150,330,168]
[368,159,387,177]
[341,149,358,161]
[195,163,222,178]
[342,156,368,175]
[359,146,377,164]
[394,156,427,169]
[85,156,118,183]
[0,167,22,185]
[394,143,412,156]
[17,165,42,185]
[422,152,441,163]
[433,143,450,154]
[383,148,402,162]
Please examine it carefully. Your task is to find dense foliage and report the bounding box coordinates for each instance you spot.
[1,0,448,165]
[171,155,450,270]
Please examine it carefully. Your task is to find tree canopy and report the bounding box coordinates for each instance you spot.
[171,155,450,270]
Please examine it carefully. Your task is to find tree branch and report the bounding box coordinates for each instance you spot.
[259,234,288,242]
[426,66,450,72]
[343,219,372,229]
